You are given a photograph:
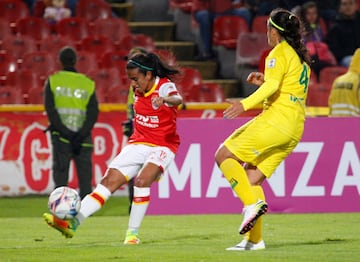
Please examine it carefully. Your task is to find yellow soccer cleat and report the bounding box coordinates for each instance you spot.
[43,213,78,238]
[123,229,140,245]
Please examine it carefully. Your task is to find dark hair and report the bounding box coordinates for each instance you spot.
[125,47,148,60]
[269,8,311,65]
[126,52,180,81]
[300,1,319,33]
[58,46,77,67]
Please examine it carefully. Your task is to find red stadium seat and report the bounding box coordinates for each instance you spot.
[16,16,51,41]
[1,35,38,60]
[94,89,107,103]
[79,35,115,60]
[99,50,128,81]
[177,81,201,103]
[177,67,203,102]
[154,49,177,67]
[75,0,112,22]
[198,82,225,102]
[5,69,43,99]
[0,0,29,27]
[0,18,13,43]
[0,85,23,104]
[0,50,17,77]
[39,34,77,55]
[318,66,348,86]
[87,67,122,95]
[309,71,318,85]
[106,85,130,103]
[236,32,268,66]
[306,82,332,107]
[180,67,203,84]
[100,50,128,65]
[169,0,193,13]
[100,50,128,67]
[56,17,90,42]
[15,17,51,42]
[251,15,268,33]
[27,86,45,104]
[76,50,99,74]
[32,0,47,17]
[21,51,57,78]
[258,48,272,73]
[116,34,134,52]
[131,34,156,52]
[92,17,131,48]
[213,16,249,49]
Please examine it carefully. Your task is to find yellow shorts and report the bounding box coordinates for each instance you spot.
[223,116,299,178]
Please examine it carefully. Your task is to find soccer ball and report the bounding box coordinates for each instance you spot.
[48,186,81,220]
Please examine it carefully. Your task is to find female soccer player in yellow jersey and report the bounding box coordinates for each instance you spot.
[215,8,311,251]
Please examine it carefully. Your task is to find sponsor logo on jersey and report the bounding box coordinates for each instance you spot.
[268,58,276,68]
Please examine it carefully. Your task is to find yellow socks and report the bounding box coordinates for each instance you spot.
[220,158,266,243]
[249,185,265,243]
[219,158,257,206]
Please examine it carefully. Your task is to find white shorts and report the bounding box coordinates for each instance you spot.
[108,143,175,180]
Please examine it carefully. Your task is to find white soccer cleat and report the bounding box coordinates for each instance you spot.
[239,200,268,235]
[226,239,266,251]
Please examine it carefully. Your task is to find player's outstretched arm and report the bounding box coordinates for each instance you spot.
[223,99,245,119]
[152,94,183,107]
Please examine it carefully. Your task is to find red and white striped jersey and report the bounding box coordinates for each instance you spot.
[128,77,181,153]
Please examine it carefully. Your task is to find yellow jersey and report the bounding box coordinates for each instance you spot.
[328,72,360,116]
[328,48,360,116]
[241,40,311,140]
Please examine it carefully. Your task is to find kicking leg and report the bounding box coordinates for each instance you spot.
[44,168,127,238]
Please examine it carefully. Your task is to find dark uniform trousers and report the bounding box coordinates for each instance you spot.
[51,133,93,199]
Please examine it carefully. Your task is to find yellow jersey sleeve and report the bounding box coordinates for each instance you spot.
[241,45,287,111]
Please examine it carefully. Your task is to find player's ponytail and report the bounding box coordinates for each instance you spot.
[127,52,180,81]
[269,8,311,65]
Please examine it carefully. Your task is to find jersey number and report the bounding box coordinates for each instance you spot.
[299,64,309,93]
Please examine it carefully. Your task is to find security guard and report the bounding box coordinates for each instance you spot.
[44,46,99,199]
[329,48,360,116]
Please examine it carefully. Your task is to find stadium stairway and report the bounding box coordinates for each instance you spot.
[108,2,134,21]
[112,1,241,99]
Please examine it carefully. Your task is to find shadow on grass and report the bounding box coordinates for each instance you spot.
[270,238,350,249]
[144,233,224,244]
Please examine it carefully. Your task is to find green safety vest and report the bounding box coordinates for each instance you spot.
[50,71,95,132]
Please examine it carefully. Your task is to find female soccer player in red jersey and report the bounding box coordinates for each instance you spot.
[44,52,183,244]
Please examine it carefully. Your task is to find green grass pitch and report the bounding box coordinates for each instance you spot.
[1,196,359,261]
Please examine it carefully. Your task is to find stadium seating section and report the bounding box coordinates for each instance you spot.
[0,0,351,105]
[251,15,267,34]
[16,16,51,41]
[75,0,112,23]
[236,32,268,67]
[0,0,29,27]
[0,85,23,104]
[213,16,249,49]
